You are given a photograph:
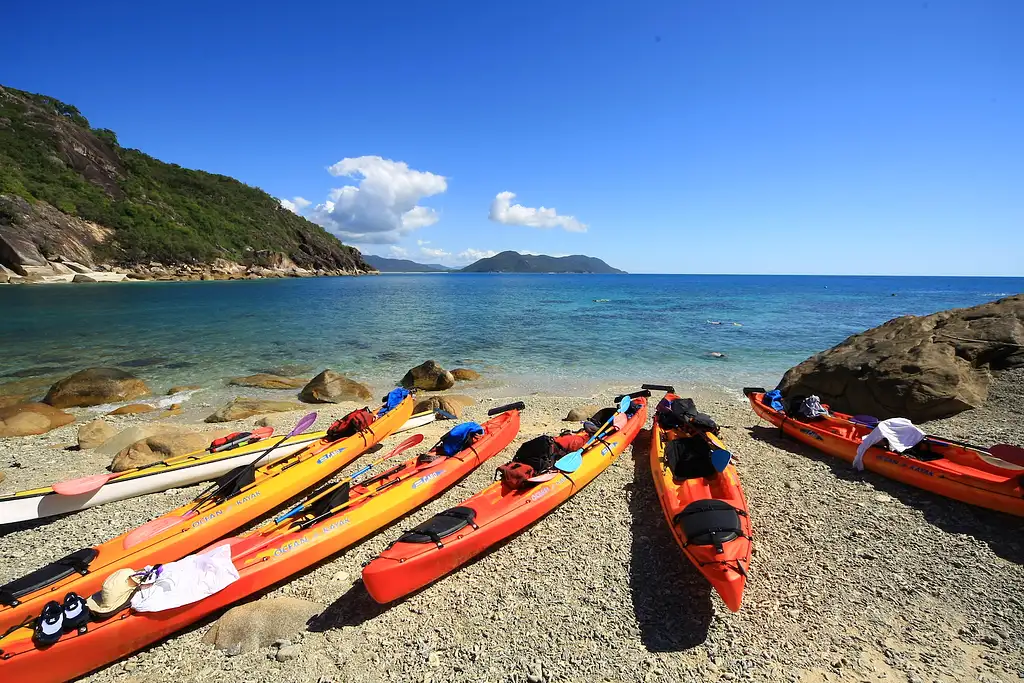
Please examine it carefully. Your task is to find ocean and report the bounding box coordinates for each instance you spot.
[0,274,1020,399]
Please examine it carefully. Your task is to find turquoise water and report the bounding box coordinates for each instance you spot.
[0,275,1020,396]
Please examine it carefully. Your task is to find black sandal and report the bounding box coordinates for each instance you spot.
[62,592,89,632]
[32,601,64,646]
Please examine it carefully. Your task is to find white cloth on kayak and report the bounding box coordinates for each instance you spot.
[854,418,926,471]
[798,395,829,419]
[130,545,239,612]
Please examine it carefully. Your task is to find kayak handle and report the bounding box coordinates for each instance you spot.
[641,383,675,392]
[488,401,525,416]
[614,389,651,402]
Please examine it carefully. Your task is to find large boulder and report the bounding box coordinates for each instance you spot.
[0,402,75,436]
[202,597,323,655]
[43,368,150,409]
[95,424,204,457]
[78,419,117,449]
[401,360,455,392]
[564,404,601,422]
[205,397,303,423]
[414,394,476,418]
[778,294,1024,421]
[111,429,231,471]
[229,374,307,390]
[299,370,372,403]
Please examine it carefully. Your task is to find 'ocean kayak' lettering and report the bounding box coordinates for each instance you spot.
[317,447,346,465]
[274,536,310,556]
[234,490,261,506]
[529,486,551,502]
[412,470,444,490]
[191,509,224,528]
[319,517,351,535]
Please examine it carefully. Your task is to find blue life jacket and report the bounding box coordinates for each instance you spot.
[440,422,484,456]
[378,387,410,416]
[763,389,784,412]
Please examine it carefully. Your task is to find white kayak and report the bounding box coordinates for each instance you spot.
[0,431,324,526]
[392,409,437,434]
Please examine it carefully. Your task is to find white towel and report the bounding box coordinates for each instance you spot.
[854,418,926,471]
[130,545,239,613]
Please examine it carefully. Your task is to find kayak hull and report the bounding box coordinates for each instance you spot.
[0,409,519,683]
[0,434,323,526]
[746,392,1024,516]
[0,396,413,634]
[362,397,648,604]
[650,393,751,612]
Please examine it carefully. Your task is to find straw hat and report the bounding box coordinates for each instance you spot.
[85,568,138,617]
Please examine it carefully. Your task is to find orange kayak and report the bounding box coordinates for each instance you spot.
[0,393,413,634]
[745,389,1024,516]
[649,391,751,612]
[0,406,518,683]
[362,394,647,604]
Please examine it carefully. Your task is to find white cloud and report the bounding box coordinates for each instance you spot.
[388,246,408,258]
[457,248,498,263]
[488,191,587,232]
[280,196,311,214]
[307,156,447,244]
[419,246,450,260]
[416,239,430,246]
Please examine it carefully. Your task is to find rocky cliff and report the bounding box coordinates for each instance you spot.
[0,85,373,282]
[778,294,1024,421]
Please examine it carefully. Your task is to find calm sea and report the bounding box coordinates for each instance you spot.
[0,274,1020,397]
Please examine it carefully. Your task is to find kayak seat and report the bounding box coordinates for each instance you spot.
[398,507,478,548]
[674,499,744,553]
[665,437,717,480]
[0,547,99,607]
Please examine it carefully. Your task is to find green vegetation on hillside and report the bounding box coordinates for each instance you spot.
[0,86,367,269]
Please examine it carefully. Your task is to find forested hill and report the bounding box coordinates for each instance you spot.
[0,85,370,273]
[460,251,626,274]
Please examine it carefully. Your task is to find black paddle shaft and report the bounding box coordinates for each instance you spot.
[641,383,676,392]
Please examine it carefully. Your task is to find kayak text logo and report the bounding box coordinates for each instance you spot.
[318,447,347,465]
[411,470,444,490]
[191,509,224,528]
[273,535,310,557]
[529,486,551,502]
[234,490,261,506]
[320,517,351,536]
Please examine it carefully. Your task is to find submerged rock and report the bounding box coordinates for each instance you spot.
[43,367,150,409]
[107,403,156,415]
[299,370,372,403]
[0,402,75,436]
[778,294,1024,421]
[203,597,323,655]
[401,360,455,392]
[205,397,303,423]
[167,384,201,395]
[229,374,308,390]
[451,368,481,381]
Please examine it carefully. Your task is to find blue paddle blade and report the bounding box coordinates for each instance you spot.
[711,448,732,473]
[851,414,878,428]
[618,395,631,412]
[554,449,583,473]
[435,409,457,420]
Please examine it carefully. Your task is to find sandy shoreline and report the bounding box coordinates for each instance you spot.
[1,380,1022,683]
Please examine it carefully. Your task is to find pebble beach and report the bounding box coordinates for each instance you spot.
[1,375,1022,683]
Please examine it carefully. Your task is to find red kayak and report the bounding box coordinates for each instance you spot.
[362,394,648,603]
[649,389,751,612]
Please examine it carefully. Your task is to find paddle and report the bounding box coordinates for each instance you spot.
[273,433,426,524]
[525,471,560,484]
[192,412,317,507]
[711,449,733,472]
[554,395,632,474]
[123,413,318,549]
[990,444,1024,467]
[53,427,277,496]
[641,383,675,393]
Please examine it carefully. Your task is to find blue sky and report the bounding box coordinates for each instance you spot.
[3,1,1022,275]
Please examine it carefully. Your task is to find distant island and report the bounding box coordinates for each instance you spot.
[0,85,371,283]
[361,255,454,273]
[460,251,626,274]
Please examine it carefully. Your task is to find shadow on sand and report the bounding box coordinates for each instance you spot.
[628,429,713,652]
[747,424,1024,565]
